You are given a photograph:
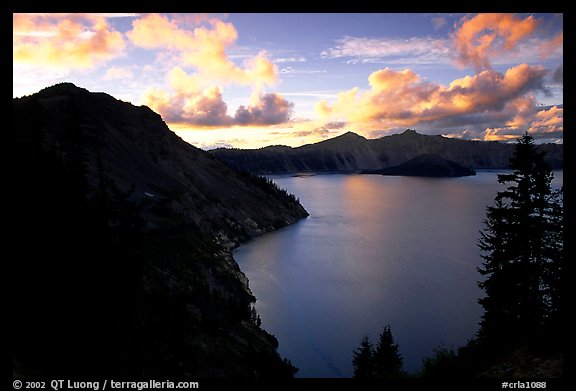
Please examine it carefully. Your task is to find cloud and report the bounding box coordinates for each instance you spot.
[142,67,232,127]
[292,120,349,139]
[538,32,563,59]
[422,95,539,141]
[126,13,200,50]
[128,15,287,128]
[103,66,133,80]
[551,65,563,84]
[322,36,451,65]
[142,84,231,127]
[13,13,125,69]
[528,105,563,135]
[320,14,561,71]
[273,57,307,63]
[127,13,277,88]
[169,13,212,26]
[280,67,326,74]
[234,93,293,125]
[450,13,561,72]
[290,127,340,139]
[315,64,558,141]
[243,51,278,89]
[324,121,347,129]
[142,67,293,127]
[431,16,447,30]
[197,141,235,151]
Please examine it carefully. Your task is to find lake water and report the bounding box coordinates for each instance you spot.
[234,170,563,378]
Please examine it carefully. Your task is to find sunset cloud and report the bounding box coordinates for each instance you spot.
[528,105,563,135]
[483,103,563,142]
[142,67,292,127]
[316,64,556,141]
[322,36,451,65]
[428,95,559,142]
[127,13,277,88]
[234,93,293,125]
[312,13,562,143]
[103,66,133,80]
[451,13,554,72]
[143,85,232,126]
[12,13,562,148]
[273,56,307,63]
[538,32,563,60]
[141,67,231,126]
[290,127,340,140]
[13,13,125,69]
[551,65,563,84]
[431,16,447,30]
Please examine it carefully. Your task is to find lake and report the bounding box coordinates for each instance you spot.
[234,170,563,378]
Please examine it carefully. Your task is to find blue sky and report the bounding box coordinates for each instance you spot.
[13,13,563,148]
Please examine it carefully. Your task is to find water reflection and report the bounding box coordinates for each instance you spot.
[234,171,563,377]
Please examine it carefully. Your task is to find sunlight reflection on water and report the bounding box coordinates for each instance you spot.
[234,170,563,378]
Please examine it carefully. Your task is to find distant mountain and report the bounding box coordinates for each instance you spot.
[210,129,563,174]
[362,153,476,177]
[11,83,307,377]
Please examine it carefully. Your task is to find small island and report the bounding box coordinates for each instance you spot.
[362,153,476,177]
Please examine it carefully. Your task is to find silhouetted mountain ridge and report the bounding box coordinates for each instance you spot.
[11,83,307,378]
[211,129,563,174]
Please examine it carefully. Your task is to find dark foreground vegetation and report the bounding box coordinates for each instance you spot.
[353,134,564,380]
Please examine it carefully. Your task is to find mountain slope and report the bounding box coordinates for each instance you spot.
[11,83,307,378]
[13,82,307,244]
[210,129,563,174]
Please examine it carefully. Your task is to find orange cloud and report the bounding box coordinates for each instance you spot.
[127,13,203,50]
[127,13,277,88]
[141,67,230,126]
[234,93,293,125]
[143,85,232,126]
[452,13,540,71]
[316,64,556,141]
[244,51,279,90]
[168,66,201,95]
[539,32,563,59]
[142,67,292,127]
[492,101,563,140]
[529,105,563,135]
[13,13,125,68]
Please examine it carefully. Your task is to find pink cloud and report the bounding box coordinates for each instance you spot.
[315,64,559,141]
[451,13,561,72]
[142,68,293,127]
[234,93,293,125]
[13,13,125,69]
[127,13,277,88]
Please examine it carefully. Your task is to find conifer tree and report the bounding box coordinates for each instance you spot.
[477,133,563,347]
[373,325,404,378]
[352,336,374,378]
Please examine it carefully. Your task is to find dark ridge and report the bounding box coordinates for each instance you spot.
[210,129,563,174]
[11,82,307,378]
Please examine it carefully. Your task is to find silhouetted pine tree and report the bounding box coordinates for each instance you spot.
[373,325,405,378]
[352,336,374,378]
[352,326,405,378]
[477,133,563,348]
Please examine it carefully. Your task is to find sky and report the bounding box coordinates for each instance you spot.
[13,13,563,149]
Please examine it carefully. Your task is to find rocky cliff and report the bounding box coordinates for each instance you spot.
[211,129,563,174]
[11,83,307,378]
